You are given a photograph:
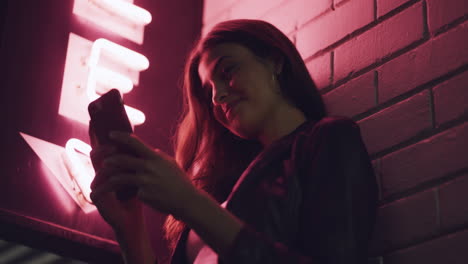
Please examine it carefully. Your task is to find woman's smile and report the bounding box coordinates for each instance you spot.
[226,100,244,119]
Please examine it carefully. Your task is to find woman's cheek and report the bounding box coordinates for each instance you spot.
[238,101,257,124]
[213,107,228,125]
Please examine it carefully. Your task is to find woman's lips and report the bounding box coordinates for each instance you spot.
[226,100,243,117]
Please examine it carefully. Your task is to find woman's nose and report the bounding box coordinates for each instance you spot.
[212,83,229,105]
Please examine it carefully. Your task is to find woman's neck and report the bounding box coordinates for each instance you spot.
[257,104,307,147]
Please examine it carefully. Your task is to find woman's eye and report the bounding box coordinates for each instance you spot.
[221,65,235,79]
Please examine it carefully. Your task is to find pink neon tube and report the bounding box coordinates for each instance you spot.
[91,0,152,25]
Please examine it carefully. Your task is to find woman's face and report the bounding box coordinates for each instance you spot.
[198,43,286,140]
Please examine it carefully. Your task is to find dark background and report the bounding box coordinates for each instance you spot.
[0,0,203,262]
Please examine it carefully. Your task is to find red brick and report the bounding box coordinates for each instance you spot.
[261,0,331,35]
[380,121,468,197]
[377,0,412,18]
[378,21,468,104]
[334,0,350,8]
[385,229,468,264]
[427,0,468,35]
[323,71,375,117]
[334,2,424,82]
[433,71,468,126]
[260,2,299,35]
[203,0,236,25]
[369,189,438,254]
[296,0,332,27]
[305,52,332,90]
[358,90,432,156]
[296,0,374,60]
[439,173,468,232]
[230,0,284,20]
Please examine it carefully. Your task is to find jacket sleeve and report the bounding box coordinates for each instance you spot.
[220,118,379,264]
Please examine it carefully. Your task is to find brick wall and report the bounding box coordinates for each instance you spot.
[202,0,468,263]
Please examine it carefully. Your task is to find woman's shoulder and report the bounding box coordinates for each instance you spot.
[291,116,364,173]
[318,115,358,127]
[300,115,359,137]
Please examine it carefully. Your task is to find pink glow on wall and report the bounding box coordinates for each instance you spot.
[92,0,152,26]
[19,133,96,213]
[73,0,150,44]
[20,0,152,213]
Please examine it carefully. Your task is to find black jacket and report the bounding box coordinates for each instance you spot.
[169,116,379,264]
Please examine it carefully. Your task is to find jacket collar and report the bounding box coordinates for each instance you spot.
[225,119,317,209]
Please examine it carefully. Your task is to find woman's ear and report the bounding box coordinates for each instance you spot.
[272,53,284,75]
[264,53,284,75]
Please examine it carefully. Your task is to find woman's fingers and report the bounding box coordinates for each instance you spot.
[91,165,143,190]
[109,131,156,159]
[88,121,98,148]
[91,172,141,201]
[103,154,149,172]
[90,145,117,171]
[91,167,114,190]
[91,145,117,159]
[90,184,114,205]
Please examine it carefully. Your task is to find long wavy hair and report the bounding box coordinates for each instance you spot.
[163,19,328,251]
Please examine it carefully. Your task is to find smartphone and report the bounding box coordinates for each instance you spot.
[88,88,138,201]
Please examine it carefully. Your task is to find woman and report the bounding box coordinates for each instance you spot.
[90,19,378,264]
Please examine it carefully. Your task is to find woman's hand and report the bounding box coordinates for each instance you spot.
[89,128,155,263]
[91,131,245,259]
[90,145,145,234]
[90,131,201,221]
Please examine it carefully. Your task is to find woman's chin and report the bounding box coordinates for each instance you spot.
[228,116,259,140]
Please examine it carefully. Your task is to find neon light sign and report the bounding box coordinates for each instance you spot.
[91,0,152,26]
[87,38,148,125]
[20,0,152,213]
[64,139,94,204]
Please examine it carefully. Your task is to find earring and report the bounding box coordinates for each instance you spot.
[272,73,281,94]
